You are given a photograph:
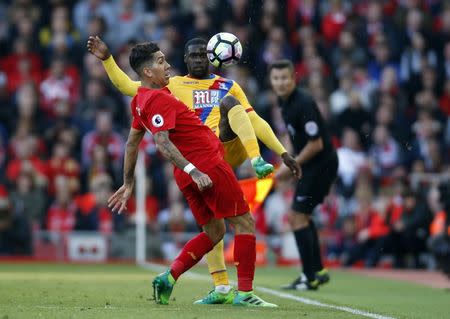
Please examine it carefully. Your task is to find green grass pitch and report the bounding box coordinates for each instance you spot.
[0,263,449,319]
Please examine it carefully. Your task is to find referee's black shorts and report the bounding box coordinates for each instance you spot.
[292,153,338,214]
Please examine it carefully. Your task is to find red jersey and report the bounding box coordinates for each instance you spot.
[130,87,224,188]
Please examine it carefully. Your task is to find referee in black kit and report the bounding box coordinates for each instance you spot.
[269,60,338,290]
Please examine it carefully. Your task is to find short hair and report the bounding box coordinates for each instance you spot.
[268,59,294,74]
[184,38,207,54]
[129,42,160,75]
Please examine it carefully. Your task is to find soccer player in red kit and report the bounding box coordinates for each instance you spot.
[107,42,277,307]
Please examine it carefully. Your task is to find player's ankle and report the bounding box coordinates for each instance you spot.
[215,285,231,294]
[250,156,262,165]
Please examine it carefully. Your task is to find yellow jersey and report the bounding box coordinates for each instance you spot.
[166,74,253,135]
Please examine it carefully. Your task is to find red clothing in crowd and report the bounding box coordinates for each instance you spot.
[46,202,77,233]
[47,156,80,194]
[74,193,112,234]
[439,93,450,116]
[81,132,124,166]
[126,196,159,223]
[430,211,450,236]
[355,209,390,239]
[6,157,48,182]
[321,11,346,44]
[40,75,79,117]
[0,52,43,94]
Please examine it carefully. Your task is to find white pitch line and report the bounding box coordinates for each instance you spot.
[140,262,396,319]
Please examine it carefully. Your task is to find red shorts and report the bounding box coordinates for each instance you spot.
[180,160,249,226]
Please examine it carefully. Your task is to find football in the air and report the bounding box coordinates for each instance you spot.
[207,32,242,68]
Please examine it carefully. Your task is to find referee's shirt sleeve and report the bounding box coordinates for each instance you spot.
[301,99,321,140]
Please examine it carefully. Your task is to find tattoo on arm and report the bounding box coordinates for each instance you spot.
[154,131,190,170]
[123,128,145,185]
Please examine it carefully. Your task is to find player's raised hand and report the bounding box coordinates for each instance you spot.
[190,169,213,191]
[108,183,133,214]
[87,35,111,61]
[281,152,302,179]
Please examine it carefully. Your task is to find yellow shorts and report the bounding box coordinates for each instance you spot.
[222,137,248,169]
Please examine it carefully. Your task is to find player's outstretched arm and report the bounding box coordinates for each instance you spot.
[154,130,213,191]
[108,127,145,213]
[87,35,140,97]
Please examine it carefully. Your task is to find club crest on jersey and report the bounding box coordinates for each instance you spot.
[193,90,220,109]
[152,114,164,127]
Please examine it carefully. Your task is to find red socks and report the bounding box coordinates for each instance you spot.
[170,232,214,280]
[234,234,256,292]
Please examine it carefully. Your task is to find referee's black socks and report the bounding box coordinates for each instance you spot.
[293,226,315,282]
[309,220,324,272]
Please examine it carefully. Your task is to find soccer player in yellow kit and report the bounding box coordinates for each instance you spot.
[87,36,300,304]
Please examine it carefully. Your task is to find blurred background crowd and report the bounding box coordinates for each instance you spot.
[0,0,449,269]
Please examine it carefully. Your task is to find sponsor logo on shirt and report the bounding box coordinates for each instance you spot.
[193,90,220,109]
[136,105,142,116]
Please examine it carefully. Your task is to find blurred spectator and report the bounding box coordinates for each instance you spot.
[367,35,400,85]
[73,0,114,39]
[6,135,48,186]
[286,0,321,38]
[409,111,442,172]
[336,128,367,198]
[110,0,145,49]
[428,183,450,277]
[47,143,80,196]
[75,78,120,134]
[1,38,42,95]
[75,173,114,233]
[369,125,403,186]
[374,188,432,268]
[331,30,367,72]
[40,57,80,119]
[125,176,159,226]
[140,13,164,42]
[400,32,437,88]
[0,185,32,255]
[321,0,347,46]
[264,179,292,235]
[439,78,450,116]
[12,82,46,135]
[39,5,79,54]
[84,144,117,189]
[337,91,373,146]
[329,74,352,115]
[9,171,46,226]
[342,188,388,267]
[81,110,124,174]
[46,176,76,233]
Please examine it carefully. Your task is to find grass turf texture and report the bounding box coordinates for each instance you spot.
[0,263,449,319]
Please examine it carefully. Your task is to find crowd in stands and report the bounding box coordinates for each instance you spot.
[0,0,449,268]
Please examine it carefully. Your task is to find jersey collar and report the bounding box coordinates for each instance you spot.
[186,73,216,79]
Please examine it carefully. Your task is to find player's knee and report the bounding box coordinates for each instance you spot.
[220,95,239,112]
[203,219,226,244]
[229,212,255,234]
[288,211,310,230]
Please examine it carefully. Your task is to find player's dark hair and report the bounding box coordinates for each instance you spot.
[184,38,207,53]
[129,42,160,75]
[268,59,294,74]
